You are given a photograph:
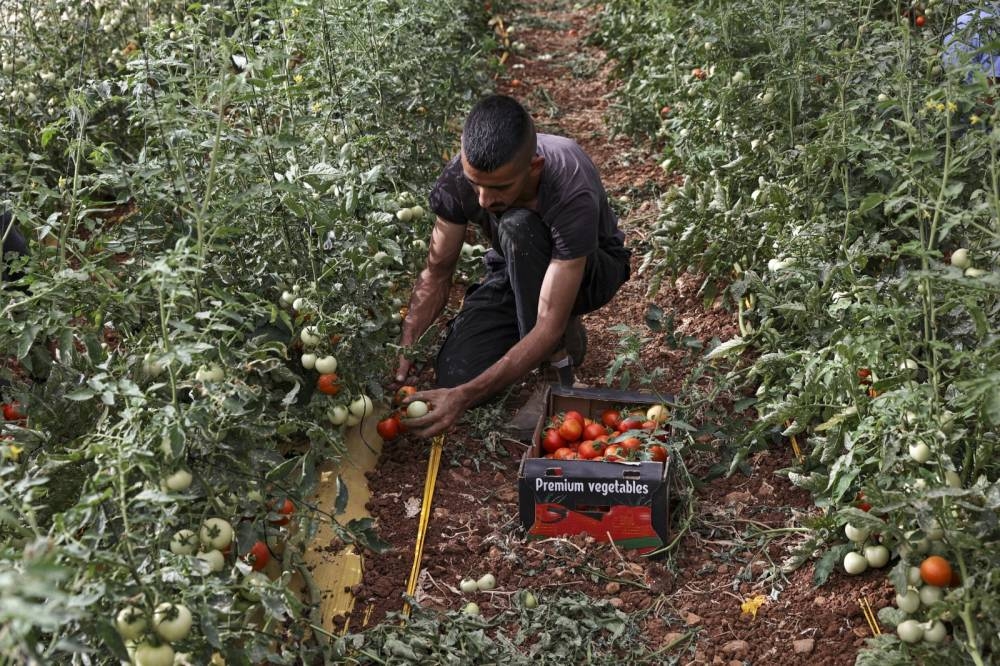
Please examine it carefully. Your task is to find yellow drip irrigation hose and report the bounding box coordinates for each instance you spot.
[401,435,445,620]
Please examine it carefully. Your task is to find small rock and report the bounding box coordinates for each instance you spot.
[717,564,729,575]
[685,612,703,626]
[750,560,769,576]
[663,631,686,646]
[605,582,621,594]
[724,491,753,505]
[813,596,827,606]
[712,656,725,665]
[432,507,449,520]
[758,481,774,497]
[729,661,743,666]
[721,640,749,656]
[792,638,815,655]
[609,597,624,608]
[493,471,506,485]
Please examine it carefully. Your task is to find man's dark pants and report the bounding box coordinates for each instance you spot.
[434,208,628,391]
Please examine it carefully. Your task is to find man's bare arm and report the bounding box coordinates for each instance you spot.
[404,256,586,436]
[395,217,465,381]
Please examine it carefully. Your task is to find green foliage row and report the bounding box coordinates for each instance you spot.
[0,0,493,662]
[597,0,999,664]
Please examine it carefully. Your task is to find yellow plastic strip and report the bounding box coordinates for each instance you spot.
[401,435,444,619]
[785,420,804,463]
[859,596,881,635]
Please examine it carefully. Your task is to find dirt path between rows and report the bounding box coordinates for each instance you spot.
[329,2,892,663]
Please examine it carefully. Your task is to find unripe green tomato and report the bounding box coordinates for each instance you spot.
[864,544,890,568]
[349,395,374,418]
[328,405,348,425]
[476,573,497,591]
[162,469,193,492]
[406,400,429,418]
[463,602,480,616]
[153,602,192,642]
[896,589,920,613]
[919,585,943,606]
[522,591,538,608]
[909,442,931,463]
[115,605,147,640]
[199,518,234,550]
[300,326,322,348]
[844,524,869,543]
[897,619,924,643]
[951,247,972,271]
[923,620,947,643]
[459,578,478,594]
[844,551,868,575]
[315,355,338,374]
[301,353,317,370]
[170,529,198,556]
[197,549,226,573]
[134,642,174,666]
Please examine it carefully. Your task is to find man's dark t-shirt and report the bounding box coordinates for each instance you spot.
[428,133,629,266]
[1,211,28,283]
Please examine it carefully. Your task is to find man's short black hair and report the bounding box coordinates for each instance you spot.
[461,95,536,172]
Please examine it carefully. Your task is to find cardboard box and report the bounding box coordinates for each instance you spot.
[517,385,675,556]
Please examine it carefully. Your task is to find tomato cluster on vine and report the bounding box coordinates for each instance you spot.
[538,405,670,463]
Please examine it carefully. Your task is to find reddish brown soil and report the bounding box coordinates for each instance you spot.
[336,1,893,664]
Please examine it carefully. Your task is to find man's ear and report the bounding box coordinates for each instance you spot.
[529,154,545,176]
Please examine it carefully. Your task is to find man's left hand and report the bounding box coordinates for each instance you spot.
[400,387,470,438]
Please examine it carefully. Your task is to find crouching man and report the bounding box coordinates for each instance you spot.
[394,95,630,438]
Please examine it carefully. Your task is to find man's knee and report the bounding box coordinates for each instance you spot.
[496,208,548,253]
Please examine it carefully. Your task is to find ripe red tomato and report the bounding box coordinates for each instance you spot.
[558,418,583,442]
[604,445,623,461]
[2,402,26,422]
[619,437,641,453]
[246,540,270,571]
[376,417,401,441]
[542,429,566,454]
[920,556,952,587]
[855,491,871,512]
[648,445,668,463]
[582,422,607,441]
[578,440,604,460]
[600,408,621,429]
[563,410,585,425]
[553,447,573,460]
[915,14,925,27]
[316,373,341,395]
[618,417,644,433]
[269,498,295,526]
